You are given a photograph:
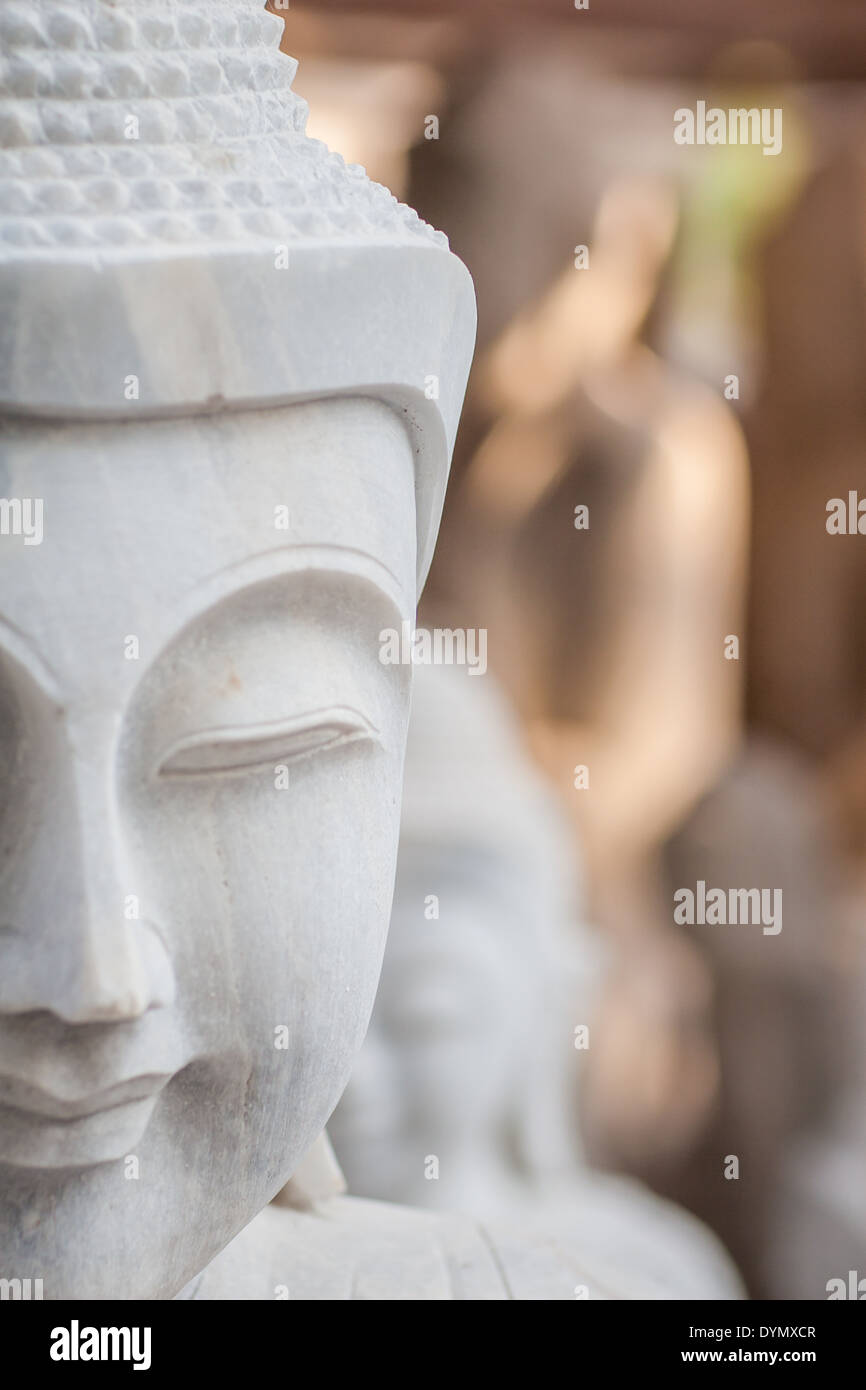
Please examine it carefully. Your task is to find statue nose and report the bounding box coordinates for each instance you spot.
[44,918,175,1026]
[0,752,175,1024]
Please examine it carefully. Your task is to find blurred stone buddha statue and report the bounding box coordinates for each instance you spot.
[331,659,742,1300]
[0,0,737,1302]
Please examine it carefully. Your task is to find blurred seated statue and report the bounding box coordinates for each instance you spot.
[0,0,741,1301]
[661,740,844,1296]
[330,659,743,1299]
[660,741,851,1297]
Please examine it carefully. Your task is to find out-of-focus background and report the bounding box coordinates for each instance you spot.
[270,1,866,1298]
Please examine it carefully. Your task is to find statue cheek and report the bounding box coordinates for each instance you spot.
[128,740,399,1037]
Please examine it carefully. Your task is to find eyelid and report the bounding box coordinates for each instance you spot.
[156,706,380,778]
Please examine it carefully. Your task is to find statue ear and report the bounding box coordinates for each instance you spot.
[272,1131,346,1210]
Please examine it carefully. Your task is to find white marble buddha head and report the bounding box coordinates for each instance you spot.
[0,0,474,1298]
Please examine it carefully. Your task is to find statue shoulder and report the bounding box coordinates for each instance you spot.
[193,1196,610,1301]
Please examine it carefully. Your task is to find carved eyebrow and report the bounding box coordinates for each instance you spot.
[0,614,62,704]
[178,545,411,635]
[0,545,412,705]
[133,548,412,701]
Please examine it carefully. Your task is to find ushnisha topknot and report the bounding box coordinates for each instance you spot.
[0,0,476,593]
[0,0,446,253]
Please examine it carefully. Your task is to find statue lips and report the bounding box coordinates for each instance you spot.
[0,1050,189,1169]
[0,1071,175,1122]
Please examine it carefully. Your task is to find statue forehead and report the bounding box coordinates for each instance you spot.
[0,400,416,691]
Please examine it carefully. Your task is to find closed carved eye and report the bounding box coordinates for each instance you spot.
[156,706,380,778]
